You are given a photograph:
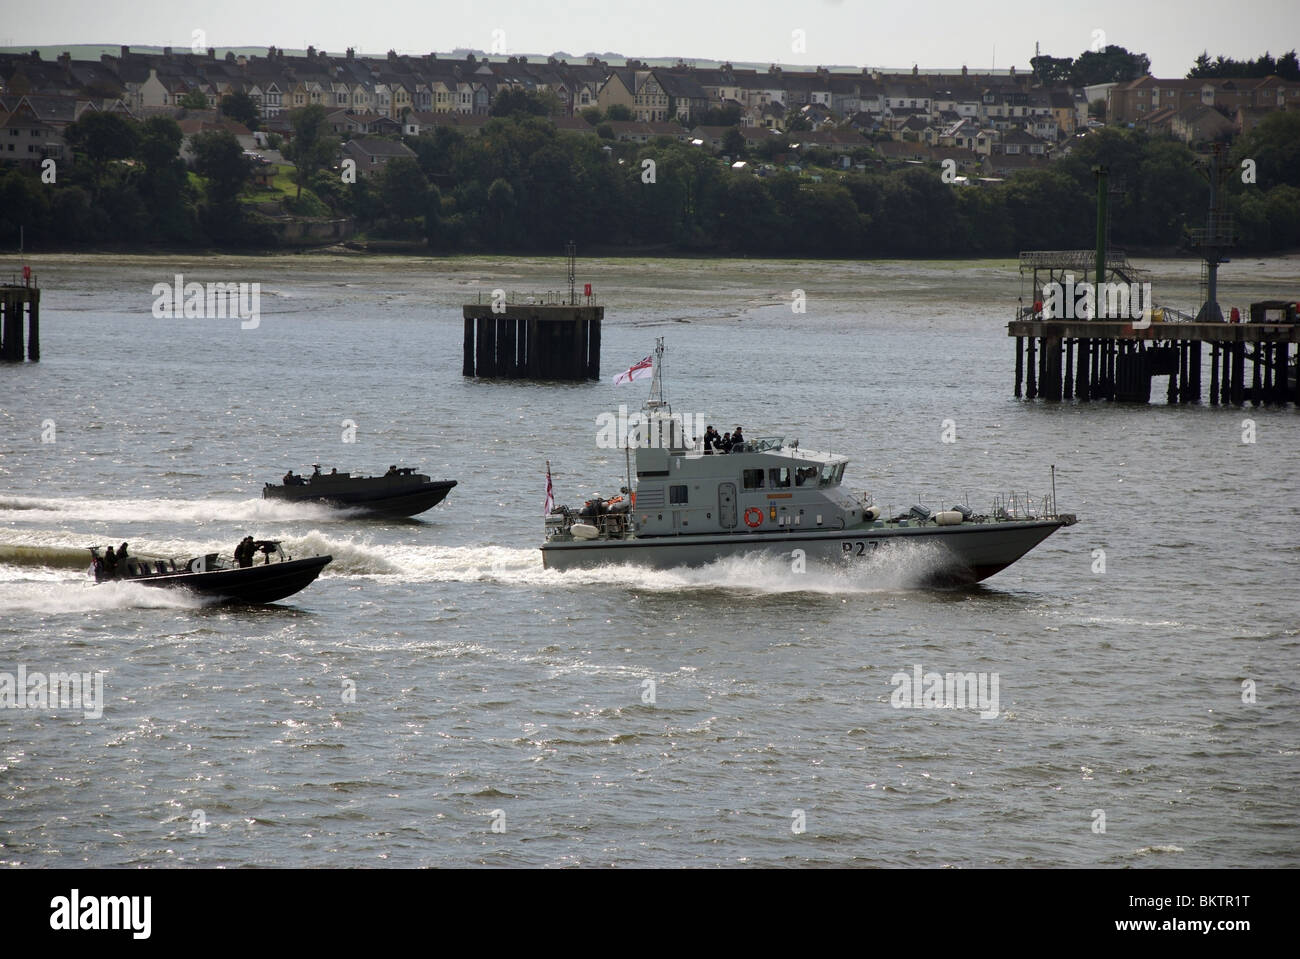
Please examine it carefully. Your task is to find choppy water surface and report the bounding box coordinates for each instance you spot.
[1,253,1297,867]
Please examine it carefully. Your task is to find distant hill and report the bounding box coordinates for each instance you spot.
[0,43,1022,75]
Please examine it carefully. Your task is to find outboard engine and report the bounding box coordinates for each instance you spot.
[909,505,931,523]
[951,504,973,520]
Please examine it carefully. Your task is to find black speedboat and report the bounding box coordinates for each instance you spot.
[88,541,331,605]
[264,465,456,518]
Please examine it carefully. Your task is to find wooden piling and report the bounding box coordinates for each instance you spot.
[587,317,601,380]
[1230,342,1245,406]
[462,317,475,376]
[1043,336,1062,401]
[1014,336,1024,398]
[1190,341,1202,404]
[501,317,519,376]
[1209,343,1219,405]
[1026,336,1037,399]
[1063,338,1074,398]
[1250,345,1262,407]
[1076,337,1090,401]
[1,296,22,361]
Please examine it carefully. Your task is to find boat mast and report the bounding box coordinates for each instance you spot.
[646,336,667,412]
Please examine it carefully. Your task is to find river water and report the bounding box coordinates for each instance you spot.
[1,252,1296,867]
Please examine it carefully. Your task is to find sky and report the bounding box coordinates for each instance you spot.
[4,0,1298,76]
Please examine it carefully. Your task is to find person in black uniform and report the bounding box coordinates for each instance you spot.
[103,545,118,577]
[730,426,745,450]
[704,425,717,454]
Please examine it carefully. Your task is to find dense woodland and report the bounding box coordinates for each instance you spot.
[2,88,1299,258]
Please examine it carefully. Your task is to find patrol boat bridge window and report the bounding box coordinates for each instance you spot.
[819,463,845,486]
[669,484,688,504]
[769,467,791,488]
[742,469,766,490]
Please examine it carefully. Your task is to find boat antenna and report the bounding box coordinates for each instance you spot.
[1050,464,1057,516]
[646,336,667,411]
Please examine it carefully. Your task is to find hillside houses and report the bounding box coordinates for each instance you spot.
[3,44,1296,178]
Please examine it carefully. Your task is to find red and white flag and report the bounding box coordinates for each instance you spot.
[614,355,653,385]
[543,462,554,516]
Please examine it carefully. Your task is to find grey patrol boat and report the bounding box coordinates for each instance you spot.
[541,340,1076,585]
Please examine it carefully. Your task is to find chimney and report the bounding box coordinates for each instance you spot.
[120,45,129,59]
[208,47,216,59]
[58,52,71,67]
[962,65,968,77]
[307,45,316,59]
[388,49,397,63]
[346,47,355,61]
[163,46,172,58]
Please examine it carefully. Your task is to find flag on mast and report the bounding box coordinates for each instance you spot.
[543,461,554,516]
[614,354,653,385]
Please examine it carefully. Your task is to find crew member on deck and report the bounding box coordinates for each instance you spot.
[730,426,744,450]
[103,546,118,577]
[704,425,717,454]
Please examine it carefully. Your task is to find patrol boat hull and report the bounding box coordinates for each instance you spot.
[541,519,1069,586]
[264,473,456,517]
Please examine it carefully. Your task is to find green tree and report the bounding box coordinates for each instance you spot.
[220,92,261,130]
[379,156,428,219]
[191,129,249,208]
[1233,110,1300,189]
[135,116,195,240]
[606,103,633,121]
[286,105,336,201]
[179,89,210,110]
[65,111,139,196]
[1070,45,1151,86]
[722,128,746,158]
[579,106,603,125]
[485,177,516,246]
[1188,49,1300,81]
[1030,54,1075,86]
[491,88,559,118]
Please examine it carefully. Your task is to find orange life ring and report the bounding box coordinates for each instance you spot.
[744,507,763,528]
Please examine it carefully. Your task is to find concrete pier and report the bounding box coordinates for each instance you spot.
[0,280,41,362]
[462,298,602,380]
